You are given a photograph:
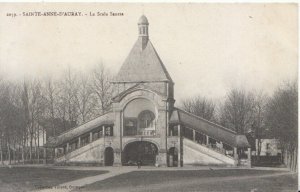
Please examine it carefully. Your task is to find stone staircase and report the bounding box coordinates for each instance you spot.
[55,138,105,165]
[183,138,236,166]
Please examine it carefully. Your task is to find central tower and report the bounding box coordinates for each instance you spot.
[111,15,175,166]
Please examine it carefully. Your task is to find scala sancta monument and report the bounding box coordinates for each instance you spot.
[45,15,251,167]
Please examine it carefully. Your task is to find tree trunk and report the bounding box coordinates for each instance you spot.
[17,144,20,163]
[22,137,25,164]
[13,150,15,164]
[7,142,11,165]
[34,130,37,162]
[21,146,24,164]
[292,148,297,172]
[0,149,2,165]
[37,126,40,164]
[13,141,16,164]
[0,138,3,165]
[29,128,33,163]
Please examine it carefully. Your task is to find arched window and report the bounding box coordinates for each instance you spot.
[138,110,155,128]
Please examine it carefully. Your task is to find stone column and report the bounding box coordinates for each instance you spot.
[89,132,93,143]
[54,148,58,158]
[102,125,105,137]
[66,143,69,153]
[234,147,238,166]
[178,124,181,167]
[247,147,252,168]
[219,141,223,153]
[192,130,196,141]
[206,135,209,145]
[78,137,81,148]
[158,149,167,167]
[43,147,47,164]
[113,148,122,166]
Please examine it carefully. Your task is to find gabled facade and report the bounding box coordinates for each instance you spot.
[45,15,251,167]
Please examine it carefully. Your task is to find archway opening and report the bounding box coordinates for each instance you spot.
[123,98,157,136]
[104,147,114,166]
[168,147,178,167]
[122,141,158,166]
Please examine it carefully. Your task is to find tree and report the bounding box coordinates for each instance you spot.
[219,88,255,134]
[75,74,96,123]
[58,67,79,131]
[92,63,114,116]
[251,91,268,157]
[181,96,216,121]
[44,77,58,137]
[265,81,297,171]
[0,80,25,164]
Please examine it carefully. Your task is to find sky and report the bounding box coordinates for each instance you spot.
[0,3,298,102]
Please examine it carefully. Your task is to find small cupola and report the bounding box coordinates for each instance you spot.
[138,15,149,50]
[138,15,149,37]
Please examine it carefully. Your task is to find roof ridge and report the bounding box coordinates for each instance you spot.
[176,108,237,134]
[56,111,114,136]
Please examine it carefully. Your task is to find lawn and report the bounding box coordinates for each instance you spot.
[190,174,298,192]
[82,169,297,192]
[0,167,108,192]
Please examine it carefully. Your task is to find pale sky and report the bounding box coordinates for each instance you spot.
[0,3,297,102]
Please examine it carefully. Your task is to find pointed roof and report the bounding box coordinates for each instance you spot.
[113,16,173,83]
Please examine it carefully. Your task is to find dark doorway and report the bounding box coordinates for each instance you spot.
[104,147,114,166]
[168,147,178,167]
[122,141,158,166]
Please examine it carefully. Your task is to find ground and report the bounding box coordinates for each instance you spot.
[0,166,297,192]
[81,169,297,192]
[0,166,108,192]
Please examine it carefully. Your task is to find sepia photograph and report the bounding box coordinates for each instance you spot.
[0,2,298,192]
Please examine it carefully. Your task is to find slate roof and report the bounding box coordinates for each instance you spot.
[113,37,173,83]
[45,112,114,147]
[170,108,250,148]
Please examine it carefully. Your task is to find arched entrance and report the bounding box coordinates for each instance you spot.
[122,141,158,166]
[104,147,114,166]
[168,147,178,167]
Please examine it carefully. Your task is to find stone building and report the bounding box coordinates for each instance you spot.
[45,15,251,167]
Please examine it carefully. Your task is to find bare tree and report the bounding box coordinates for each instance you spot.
[265,81,297,171]
[92,63,113,116]
[0,78,5,164]
[44,77,58,137]
[219,88,255,134]
[34,82,46,163]
[75,74,96,123]
[58,67,79,130]
[21,79,45,162]
[181,96,216,121]
[251,91,268,158]
[0,81,24,164]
